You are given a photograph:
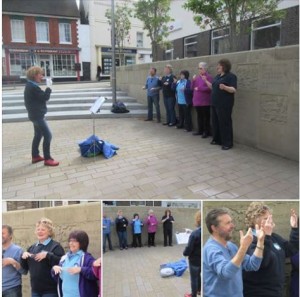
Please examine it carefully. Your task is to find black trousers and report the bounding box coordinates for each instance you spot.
[148,232,156,246]
[195,106,210,134]
[133,233,142,247]
[163,228,172,246]
[211,105,233,147]
[177,104,192,131]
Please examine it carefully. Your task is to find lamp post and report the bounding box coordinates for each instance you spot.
[111,0,117,104]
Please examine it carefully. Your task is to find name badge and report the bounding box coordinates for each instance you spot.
[273,243,281,250]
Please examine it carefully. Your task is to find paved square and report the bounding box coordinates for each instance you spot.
[103,245,191,297]
[2,118,298,199]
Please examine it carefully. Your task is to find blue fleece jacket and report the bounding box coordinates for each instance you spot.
[203,237,262,297]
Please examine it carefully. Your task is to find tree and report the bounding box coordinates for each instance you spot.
[184,0,284,52]
[135,0,173,61]
[106,2,132,66]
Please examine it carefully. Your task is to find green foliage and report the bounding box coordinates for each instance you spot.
[134,0,173,60]
[105,1,132,65]
[184,0,284,51]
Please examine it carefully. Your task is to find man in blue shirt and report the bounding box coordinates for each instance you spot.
[103,214,114,253]
[2,225,27,297]
[143,67,162,122]
[203,208,268,297]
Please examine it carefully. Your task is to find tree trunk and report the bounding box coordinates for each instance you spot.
[152,41,158,62]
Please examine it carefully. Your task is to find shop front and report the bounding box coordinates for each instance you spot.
[3,47,81,82]
[100,47,137,77]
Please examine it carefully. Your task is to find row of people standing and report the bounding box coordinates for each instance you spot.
[2,218,101,297]
[143,59,237,150]
[103,209,175,251]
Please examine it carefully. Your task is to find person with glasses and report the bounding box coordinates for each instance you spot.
[191,62,213,138]
[2,225,27,297]
[20,218,64,297]
[203,208,268,297]
[52,230,99,297]
[243,202,299,297]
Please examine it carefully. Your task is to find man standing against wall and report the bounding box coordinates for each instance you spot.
[143,67,162,123]
[2,225,27,297]
[203,208,269,297]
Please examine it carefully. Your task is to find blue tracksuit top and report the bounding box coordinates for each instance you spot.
[145,76,161,96]
[176,79,187,104]
[103,218,113,235]
[132,219,143,234]
[203,237,262,297]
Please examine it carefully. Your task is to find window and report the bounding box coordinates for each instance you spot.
[59,23,72,43]
[251,18,281,50]
[165,49,173,61]
[11,19,25,42]
[211,28,230,55]
[36,21,49,43]
[184,35,197,58]
[53,54,76,76]
[136,32,144,48]
[9,52,32,76]
[125,56,135,65]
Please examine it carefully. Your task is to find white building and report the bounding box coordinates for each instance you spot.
[79,0,152,80]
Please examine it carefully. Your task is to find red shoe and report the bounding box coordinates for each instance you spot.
[44,159,59,166]
[32,156,45,164]
[184,294,192,297]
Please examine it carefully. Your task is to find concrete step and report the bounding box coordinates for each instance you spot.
[2,109,148,123]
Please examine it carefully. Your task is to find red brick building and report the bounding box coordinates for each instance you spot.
[2,0,80,82]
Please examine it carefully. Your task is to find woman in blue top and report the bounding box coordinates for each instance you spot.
[52,230,98,297]
[173,70,193,132]
[131,213,143,248]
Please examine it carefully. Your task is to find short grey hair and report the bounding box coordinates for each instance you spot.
[199,62,208,70]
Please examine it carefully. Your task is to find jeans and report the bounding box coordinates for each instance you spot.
[189,263,201,297]
[163,96,176,124]
[31,118,52,159]
[117,231,128,248]
[103,233,113,252]
[195,106,211,134]
[163,228,173,246]
[2,286,22,297]
[133,233,142,247]
[177,104,192,131]
[31,293,58,297]
[211,105,233,147]
[147,95,161,121]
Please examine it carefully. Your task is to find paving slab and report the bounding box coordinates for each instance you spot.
[2,118,298,199]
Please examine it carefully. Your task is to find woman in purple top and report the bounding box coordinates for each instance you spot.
[145,209,158,247]
[191,62,213,138]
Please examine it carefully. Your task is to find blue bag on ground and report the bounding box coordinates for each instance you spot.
[160,258,187,277]
[78,135,119,158]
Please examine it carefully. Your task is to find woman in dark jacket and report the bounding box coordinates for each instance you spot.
[243,202,299,297]
[161,209,175,247]
[52,230,99,297]
[204,59,237,150]
[24,66,59,166]
[115,210,129,250]
[21,218,65,297]
[183,210,201,297]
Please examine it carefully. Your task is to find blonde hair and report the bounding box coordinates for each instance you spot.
[165,64,173,73]
[26,66,44,81]
[195,210,201,227]
[245,202,272,228]
[148,209,154,215]
[35,217,55,237]
[117,210,123,216]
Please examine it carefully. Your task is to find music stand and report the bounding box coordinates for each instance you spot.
[89,97,106,159]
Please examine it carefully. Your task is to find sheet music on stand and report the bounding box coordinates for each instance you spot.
[90,96,106,114]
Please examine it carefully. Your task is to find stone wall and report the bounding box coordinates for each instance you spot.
[203,201,299,297]
[116,45,299,161]
[3,203,101,296]
[102,206,200,247]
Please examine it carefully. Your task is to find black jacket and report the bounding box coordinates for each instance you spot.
[183,227,201,267]
[24,81,52,121]
[115,217,129,232]
[162,215,174,230]
[161,75,176,97]
[20,239,65,294]
[243,227,299,297]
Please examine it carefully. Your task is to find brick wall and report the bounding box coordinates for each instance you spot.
[281,6,299,46]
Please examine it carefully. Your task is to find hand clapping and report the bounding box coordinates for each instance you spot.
[290,209,298,228]
[239,228,253,249]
